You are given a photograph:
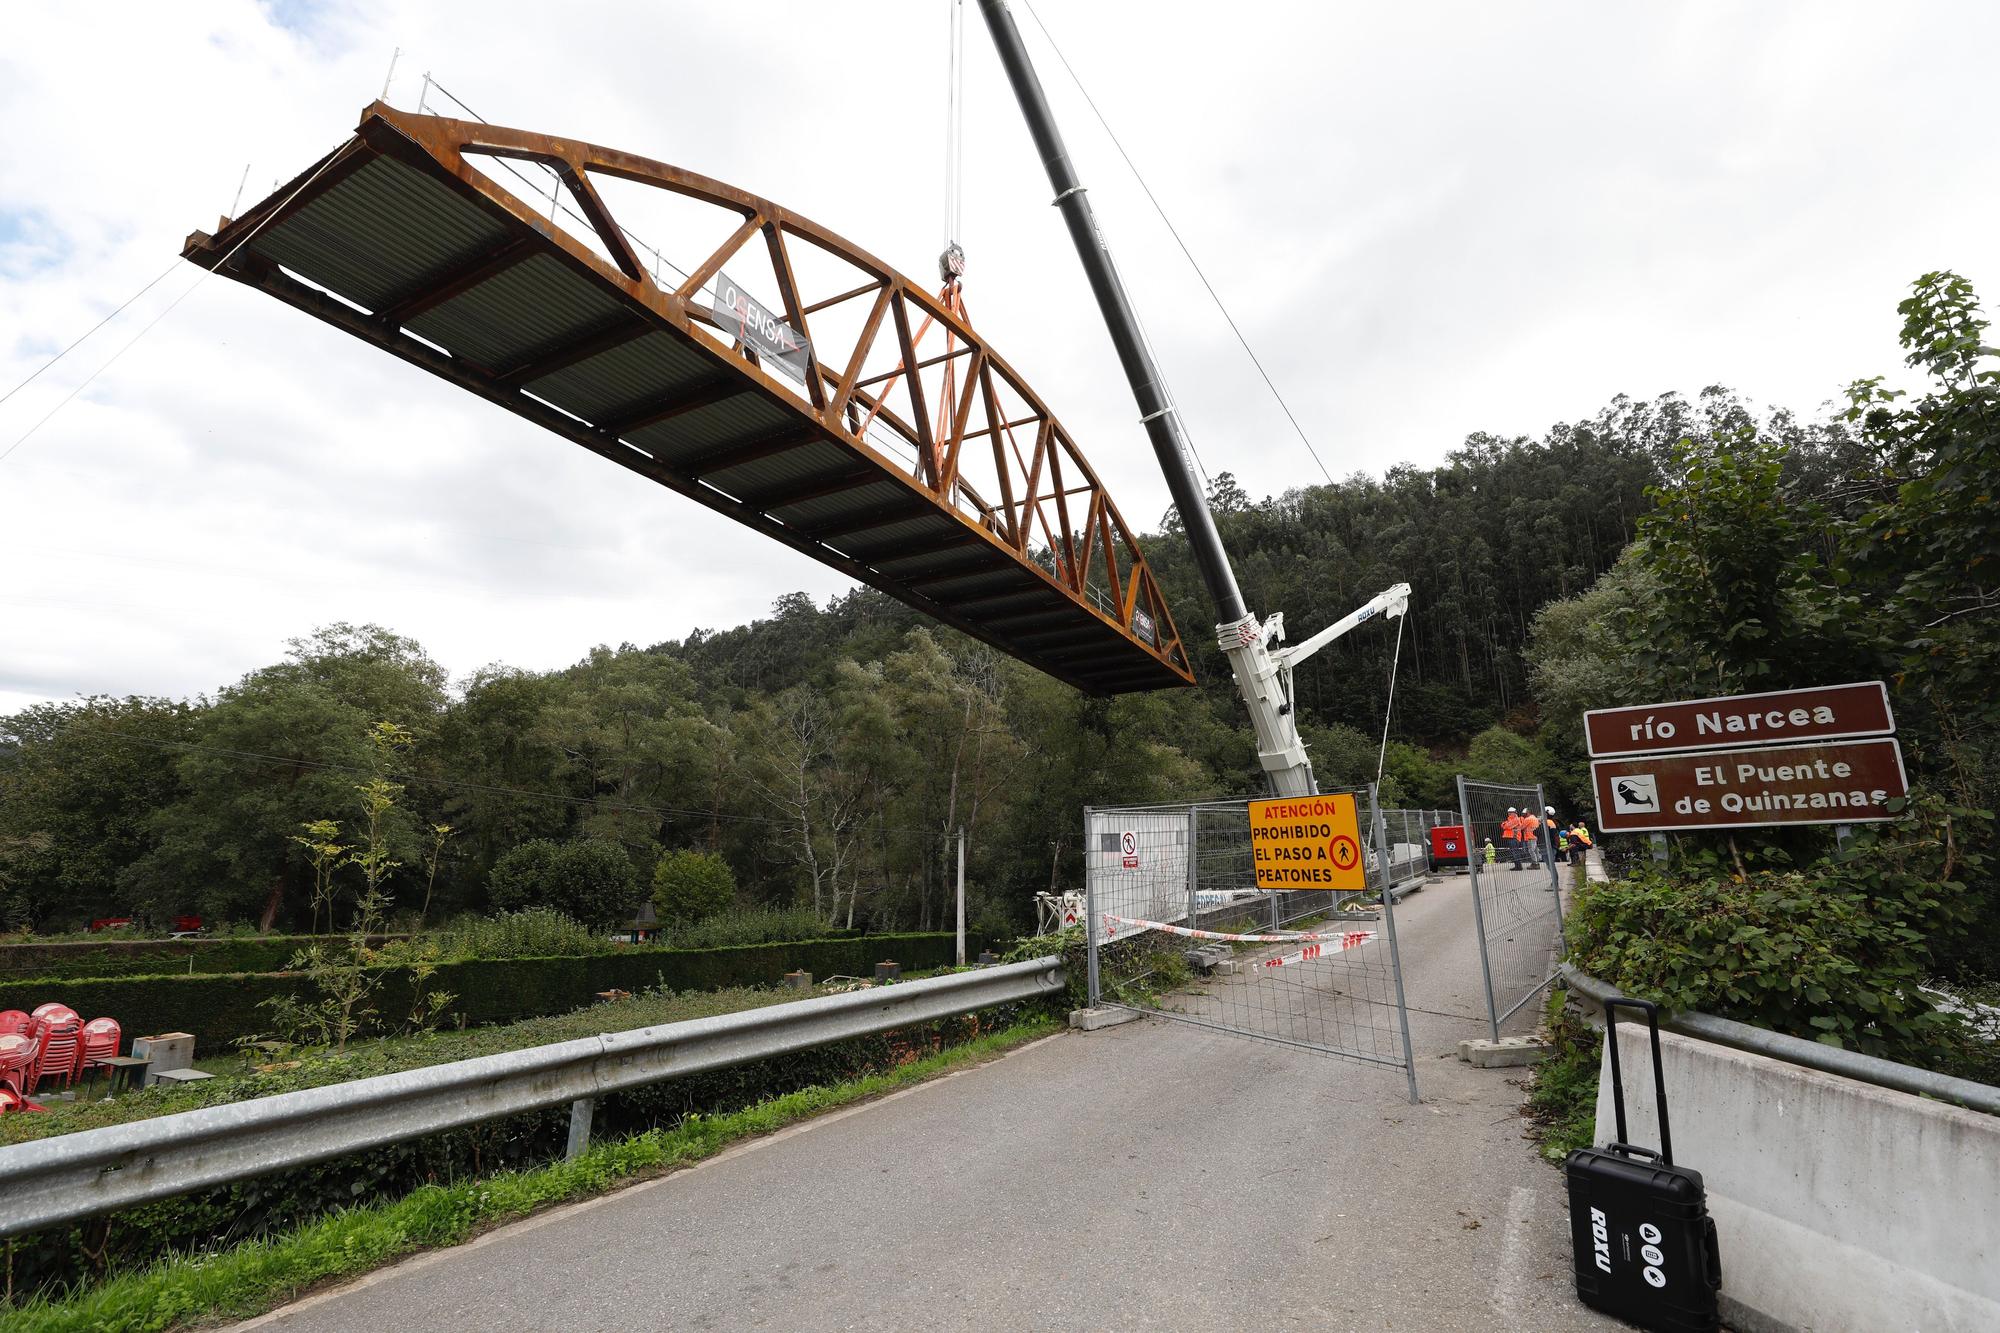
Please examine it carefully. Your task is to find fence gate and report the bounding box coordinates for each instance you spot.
[1453,776,1567,1043]
[1083,785,1421,1102]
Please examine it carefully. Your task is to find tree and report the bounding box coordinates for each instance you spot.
[486,837,641,928]
[1463,726,1552,788]
[743,685,864,922]
[486,840,563,915]
[263,721,448,1051]
[0,696,194,928]
[555,840,643,928]
[652,849,736,924]
[121,625,445,931]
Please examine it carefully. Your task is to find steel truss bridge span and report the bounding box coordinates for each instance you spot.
[181,104,1191,695]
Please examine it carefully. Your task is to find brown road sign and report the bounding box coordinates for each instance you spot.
[1248,793,1367,891]
[1591,738,1908,833]
[1584,682,1894,758]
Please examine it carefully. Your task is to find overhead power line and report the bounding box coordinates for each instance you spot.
[0,260,181,409]
[1018,0,1336,487]
[1,137,360,467]
[68,726,961,841]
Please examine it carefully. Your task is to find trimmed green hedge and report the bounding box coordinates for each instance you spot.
[0,935,404,982]
[0,933,973,1048]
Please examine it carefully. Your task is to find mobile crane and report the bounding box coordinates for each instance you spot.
[976,0,1409,797]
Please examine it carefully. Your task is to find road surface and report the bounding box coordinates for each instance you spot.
[237,869,1616,1331]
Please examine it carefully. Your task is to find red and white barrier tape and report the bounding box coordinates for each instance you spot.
[1100,912,1370,947]
[1258,931,1375,970]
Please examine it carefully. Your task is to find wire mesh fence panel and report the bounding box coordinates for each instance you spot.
[1377,807,1452,890]
[1454,776,1568,1042]
[1084,790,1419,1102]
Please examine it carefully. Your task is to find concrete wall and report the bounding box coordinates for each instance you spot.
[1597,1025,2000,1333]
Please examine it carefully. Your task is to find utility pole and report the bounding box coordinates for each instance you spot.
[977,1,1402,797]
[955,827,967,966]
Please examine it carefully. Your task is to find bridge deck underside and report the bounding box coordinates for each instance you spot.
[183,116,1192,696]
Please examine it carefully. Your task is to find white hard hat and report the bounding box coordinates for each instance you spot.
[1546,806,1556,814]
[1507,806,1517,813]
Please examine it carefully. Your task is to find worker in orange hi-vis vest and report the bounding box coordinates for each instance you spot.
[1503,807,1526,870]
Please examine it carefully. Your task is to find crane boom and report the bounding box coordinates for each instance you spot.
[977,0,1407,795]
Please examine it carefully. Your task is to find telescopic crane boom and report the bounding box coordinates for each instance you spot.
[976,0,1406,796]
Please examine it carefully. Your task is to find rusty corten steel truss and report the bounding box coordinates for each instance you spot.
[181,103,1191,695]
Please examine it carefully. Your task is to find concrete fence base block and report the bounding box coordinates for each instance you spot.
[1212,959,1244,976]
[1068,1006,1141,1032]
[1457,1035,1550,1067]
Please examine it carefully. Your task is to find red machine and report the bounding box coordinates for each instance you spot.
[1427,825,1470,874]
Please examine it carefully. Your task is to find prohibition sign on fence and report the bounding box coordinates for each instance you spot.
[1247,792,1368,891]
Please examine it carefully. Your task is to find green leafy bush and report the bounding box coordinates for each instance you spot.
[1566,797,1985,1067]
[484,840,561,913]
[652,850,736,925]
[418,909,612,961]
[485,838,641,928]
[664,907,846,950]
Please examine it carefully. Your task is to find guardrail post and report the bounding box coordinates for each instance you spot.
[566,1096,595,1160]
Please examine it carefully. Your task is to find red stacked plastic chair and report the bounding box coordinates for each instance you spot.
[77,1017,122,1081]
[0,1010,29,1036]
[30,1015,82,1093]
[31,1002,78,1023]
[0,1030,43,1112]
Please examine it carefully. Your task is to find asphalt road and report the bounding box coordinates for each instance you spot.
[237,868,1617,1332]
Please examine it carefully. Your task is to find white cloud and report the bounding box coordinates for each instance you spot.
[4,0,1998,713]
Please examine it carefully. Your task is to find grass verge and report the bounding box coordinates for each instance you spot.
[1523,985,1600,1163]
[2,1016,1060,1332]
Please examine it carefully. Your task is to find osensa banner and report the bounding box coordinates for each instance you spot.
[1246,793,1367,891]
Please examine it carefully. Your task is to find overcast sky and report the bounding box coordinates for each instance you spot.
[4,1,1997,716]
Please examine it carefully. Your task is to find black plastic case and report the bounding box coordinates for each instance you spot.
[1564,998,1723,1331]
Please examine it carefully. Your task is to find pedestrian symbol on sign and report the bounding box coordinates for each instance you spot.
[1119,830,1139,869]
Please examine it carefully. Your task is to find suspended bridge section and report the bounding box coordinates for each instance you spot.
[181,104,1191,696]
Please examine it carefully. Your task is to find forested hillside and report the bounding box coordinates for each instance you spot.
[0,380,1894,939]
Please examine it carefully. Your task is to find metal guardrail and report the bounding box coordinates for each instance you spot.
[1558,963,2000,1117]
[0,956,1065,1239]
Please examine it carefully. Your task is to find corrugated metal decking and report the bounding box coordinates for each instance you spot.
[183,104,1192,696]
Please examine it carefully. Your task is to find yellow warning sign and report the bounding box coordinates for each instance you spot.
[1247,793,1367,891]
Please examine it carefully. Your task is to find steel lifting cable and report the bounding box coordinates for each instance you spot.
[944,0,966,253]
[1375,608,1408,790]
